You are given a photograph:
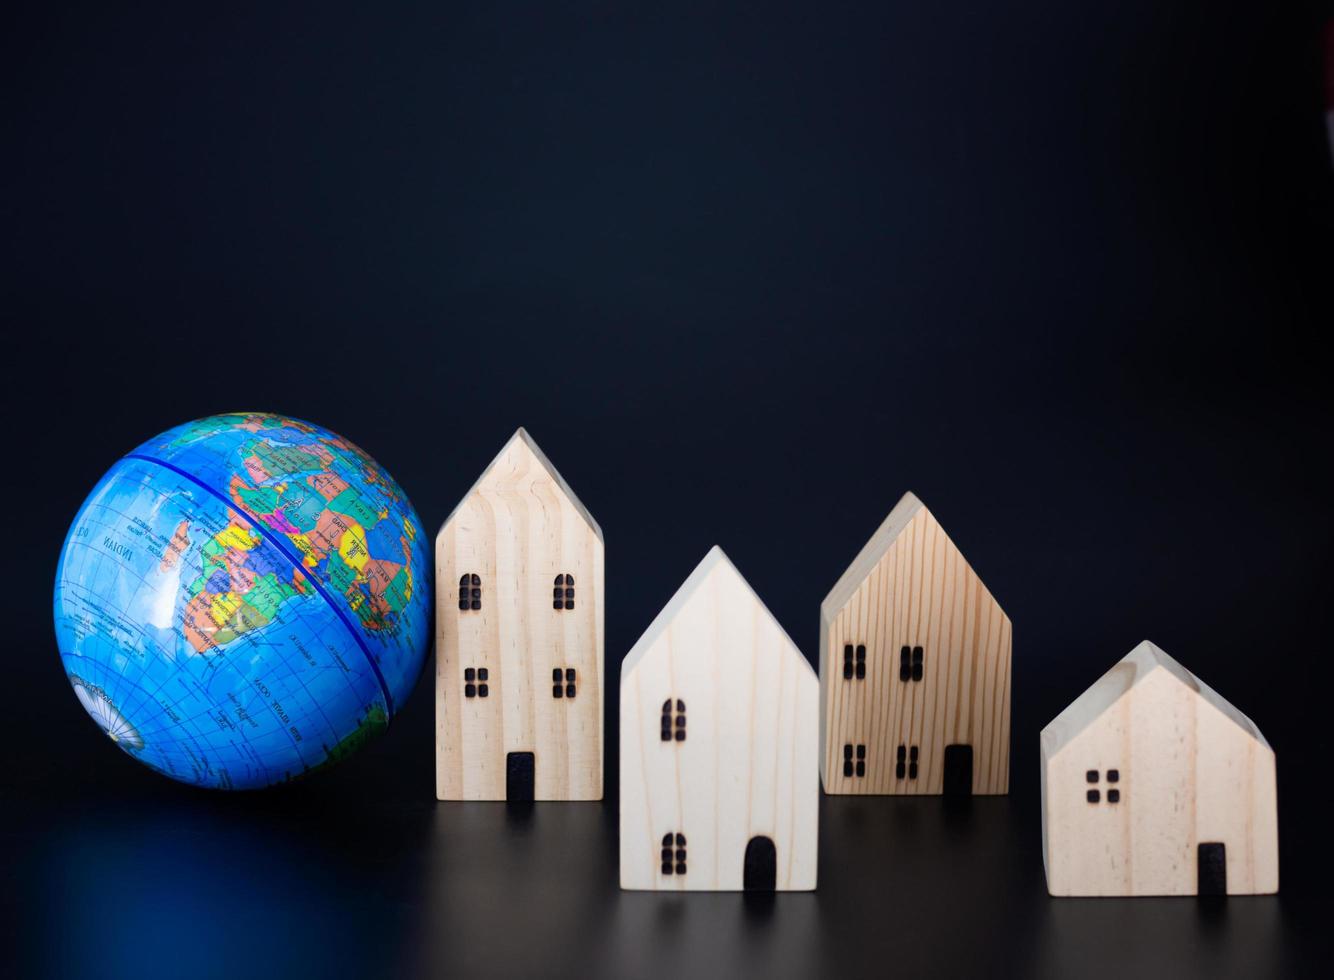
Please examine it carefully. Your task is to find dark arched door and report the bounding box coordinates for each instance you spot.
[743,836,777,891]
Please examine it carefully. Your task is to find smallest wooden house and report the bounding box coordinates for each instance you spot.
[435,428,604,802]
[1041,640,1278,897]
[619,547,819,891]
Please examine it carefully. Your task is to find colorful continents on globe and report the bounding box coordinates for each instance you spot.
[53,413,431,789]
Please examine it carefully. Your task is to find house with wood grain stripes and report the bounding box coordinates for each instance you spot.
[819,492,1011,796]
[435,428,604,802]
[620,546,819,891]
[1041,640,1278,896]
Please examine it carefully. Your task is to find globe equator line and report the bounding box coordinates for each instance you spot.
[123,452,397,718]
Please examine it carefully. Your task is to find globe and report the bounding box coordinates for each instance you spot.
[53,413,431,789]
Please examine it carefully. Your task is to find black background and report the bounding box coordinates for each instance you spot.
[3,3,1333,978]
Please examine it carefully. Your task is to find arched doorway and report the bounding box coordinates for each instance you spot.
[743,836,777,891]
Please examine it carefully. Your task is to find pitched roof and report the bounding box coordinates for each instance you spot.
[620,546,815,679]
[1040,640,1270,758]
[440,427,602,541]
[820,491,925,619]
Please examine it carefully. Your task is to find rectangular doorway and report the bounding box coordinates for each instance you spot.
[943,744,973,797]
[1198,843,1227,896]
[506,751,534,802]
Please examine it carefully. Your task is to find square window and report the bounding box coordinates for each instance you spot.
[1107,789,1120,803]
[478,684,488,697]
[1086,770,1099,783]
[465,668,475,682]
[553,684,563,698]
[1107,769,1119,783]
[478,668,488,681]
[465,684,476,698]
[1087,789,1100,803]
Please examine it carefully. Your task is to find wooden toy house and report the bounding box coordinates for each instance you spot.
[819,492,1012,796]
[1041,640,1278,896]
[619,547,819,891]
[435,428,604,801]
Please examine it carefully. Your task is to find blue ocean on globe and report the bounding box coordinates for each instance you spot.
[53,413,431,789]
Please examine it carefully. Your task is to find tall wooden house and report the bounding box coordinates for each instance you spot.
[435,428,604,801]
[819,492,1011,796]
[1041,640,1278,896]
[619,547,819,891]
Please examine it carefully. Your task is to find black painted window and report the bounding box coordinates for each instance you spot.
[899,645,924,682]
[661,833,687,875]
[843,743,866,778]
[554,574,575,610]
[459,573,481,611]
[896,744,919,780]
[843,644,867,680]
[552,667,576,699]
[464,666,489,698]
[1085,769,1123,804]
[661,699,686,742]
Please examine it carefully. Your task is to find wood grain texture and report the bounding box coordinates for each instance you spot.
[819,494,1011,795]
[619,547,819,891]
[1040,640,1278,896]
[435,428,604,801]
